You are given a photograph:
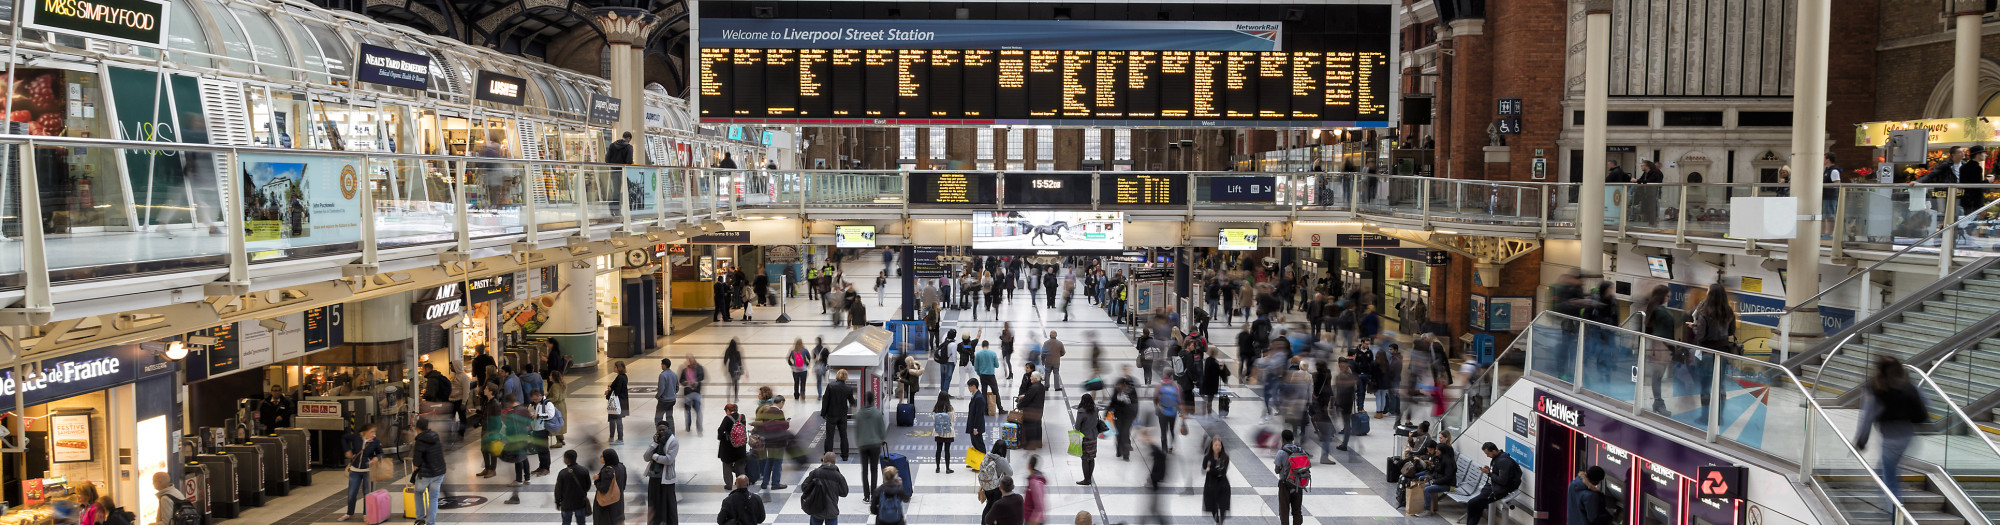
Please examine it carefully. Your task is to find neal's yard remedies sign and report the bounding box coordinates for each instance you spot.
[588,94,622,125]
[475,70,527,105]
[355,44,430,90]
[26,0,168,47]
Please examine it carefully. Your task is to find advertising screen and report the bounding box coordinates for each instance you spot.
[1646,256,1673,279]
[972,211,1123,252]
[836,225,877,248]
[1218,228,1260,250]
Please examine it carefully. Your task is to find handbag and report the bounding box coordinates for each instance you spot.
[369,458,395,482]
[607,395,624,417]
[1005,410,1024,424]
[595,472,622,506]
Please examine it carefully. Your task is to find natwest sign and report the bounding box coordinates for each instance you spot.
[411,283,465,324]
[1535,392,1585,429]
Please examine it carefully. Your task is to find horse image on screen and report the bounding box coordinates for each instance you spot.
[972,211,1124,251]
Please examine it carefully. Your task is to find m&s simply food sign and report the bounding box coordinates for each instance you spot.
[27,0,169,48]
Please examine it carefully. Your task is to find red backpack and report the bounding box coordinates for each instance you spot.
[729,415,748,447]
[1285,451,1313,488]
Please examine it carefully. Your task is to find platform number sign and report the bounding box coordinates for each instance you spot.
[1696,465,1746,500]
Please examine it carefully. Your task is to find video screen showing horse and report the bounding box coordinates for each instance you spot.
[971,211,1124,251]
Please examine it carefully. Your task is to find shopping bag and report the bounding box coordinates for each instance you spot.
[1067,430,1085,457]
[965,447,986,472]
[1405,483,1426,516]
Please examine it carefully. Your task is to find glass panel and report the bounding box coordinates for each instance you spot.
[280,17,329,85]
[1682,184,1733,236]
[467,158,524,238]
[370,158,456,247]
[558,81,586,116]
[226,4,297,81]
[1528,314,1577,383]
[1715,357,1804,464]
[1623,184,1679,232]
[165,0,213,68]
[530,74,562,113]
[201,0,256,75]
[586,166,620,224]
[534,164,580,230]
[1578,321,1638,405]
[303,21,352,83]
[625,166,659,219]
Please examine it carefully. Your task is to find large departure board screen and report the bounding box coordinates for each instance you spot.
[1101,173,1187,206]
[696,13,1393,127]
[909,172,998,205]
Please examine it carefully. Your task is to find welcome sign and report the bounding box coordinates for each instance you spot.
[26,0,168,47]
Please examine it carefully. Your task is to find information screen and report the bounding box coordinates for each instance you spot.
[1218,228,1260,250]
[972,211,1124,252]
[1100,173,1186,206]
[696,15,1393,127]
[836,225,877,248]
[1005,172,1094,206]
[909,172,998,204]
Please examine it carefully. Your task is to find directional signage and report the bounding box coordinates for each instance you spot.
[1209,176,1277,202]
[1100,173,1186,206]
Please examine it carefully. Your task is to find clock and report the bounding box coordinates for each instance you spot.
[625,249,649,267]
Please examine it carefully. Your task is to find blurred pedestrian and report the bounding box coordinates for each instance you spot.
[1073,393,1100,485]
[681,357,707,435]
[801,453,850,525]
[874,467,908,525]
[1201,436,1229,524]
[857,402,886,501]
[1023,456,1047,525]
[978,443,1013,517]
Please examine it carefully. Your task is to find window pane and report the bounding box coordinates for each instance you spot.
[900,127,916,159]
[304,21,351,83]
[227,4,296,81]
[531,74,562,112]
[281,17,329,85]
[201,0,256,75]
[165,0,213,68]
[1115,129,1131,161]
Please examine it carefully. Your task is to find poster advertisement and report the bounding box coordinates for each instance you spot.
[1217,228,1259,250]
[699,256,715,281]
[1470,294,1489,331]
[107,67,216,226]
[836,225,876,248]
[239,152,363,250]
[49,413,92,463]
[626,167,657,213]
[970,210,1124,251]
[236,319,273,368]
[10,68,67,135]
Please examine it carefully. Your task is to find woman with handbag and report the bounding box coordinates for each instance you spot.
[1686,283,1738,412]
[606,361,631,444]
[1637,286,1678,414]
[1201,436,1230,524]
[1071,393,1100,486]
[338,424,382,521]
[593,449,629,525]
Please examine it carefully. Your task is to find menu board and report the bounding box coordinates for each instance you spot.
[701,47,1389,126]
[1100,173,1186,206]
[909,172,998,205]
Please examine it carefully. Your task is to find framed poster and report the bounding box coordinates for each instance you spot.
[49,413,92,463]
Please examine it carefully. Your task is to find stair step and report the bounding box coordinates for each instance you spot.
[1884,321,1959,342]
[1925,300,1999,318]
[1860,333,1936,355]
[1906,310,1988,330]
[1961,279,2000,295]
[1942,290,2000,309]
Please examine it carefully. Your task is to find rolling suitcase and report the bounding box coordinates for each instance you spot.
[881,452,915,494]
[1000,421,1021,448]
[364,490,392,524]
[896,403,917,427]
[403,486,432,519]
[1385,456,1406,484]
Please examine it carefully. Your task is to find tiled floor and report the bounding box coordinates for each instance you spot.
[249,255,1461,525]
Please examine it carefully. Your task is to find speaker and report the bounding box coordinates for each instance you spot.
[1402,97,1432,125]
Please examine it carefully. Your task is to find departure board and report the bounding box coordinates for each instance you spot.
[909,172,998,205]
[1005,173,1094,206]
[701,46,1389,126]
[1100,173,1187,206]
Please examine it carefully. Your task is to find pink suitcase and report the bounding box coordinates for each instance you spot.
[364,490,392,524]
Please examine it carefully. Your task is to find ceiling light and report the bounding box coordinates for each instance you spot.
[164,341,189,361]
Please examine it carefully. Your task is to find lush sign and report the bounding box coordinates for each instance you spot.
[475,71,526,105]
[355,44,430,90]
[25,0,168,47]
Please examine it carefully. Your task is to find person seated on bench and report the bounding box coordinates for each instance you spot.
[1419,440,1458,516]
[1465,442,1523,525]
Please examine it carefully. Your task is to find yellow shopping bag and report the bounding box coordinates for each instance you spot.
[965,446,986,472]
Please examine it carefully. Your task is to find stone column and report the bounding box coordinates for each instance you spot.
[593,8,662,162]
[540,260,603,367]
[1054,128,1084,170]
[1578,1,1611,278]
[1787,0,1833,341]
[1956,0,1984,117]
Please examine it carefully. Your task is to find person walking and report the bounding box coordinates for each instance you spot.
[1638,285,1678,414]
[1073,393,1100,485]
[754,391,794,493]
[815,337,833,398]
[555,450,591,525]
[718,403,751,490]
[966,380,991,454]
[1000,324,1017,380]
[478,385,503,478]
[1107,373,1139,460]
[1023,456,1048,525]
[725,338,746,402]
[1201,436,1230,524]
[985,477,1024,525]
[594,449,630,525]
[874,467,909,525]
[1041,332,1066,392]
[789,340,812,400]
[682,357,707,435]
[801,453,851,525]
[720,475,767,525]
[1856,355,1927,511]
[1568,466,1611,525]
[823,369,857,459]
[856,401,886,500]
[657,357,680,430]
[606,361,631,444]
[645,423,681,525]
[503,395,536,493]
[978,443,1013,518]
[338,423,381,521]
[931,394,957,474]
[410,419,446,525]
[1464,442,1523,525]
[1155,376,1181,453]
[1273,430,1308,525]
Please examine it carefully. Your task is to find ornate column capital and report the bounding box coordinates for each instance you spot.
[1956,0,1988,16]
[1580,0,1613,15]
[593,7,662,46]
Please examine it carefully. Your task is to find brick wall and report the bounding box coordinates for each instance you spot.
[1828,0,1881,167]
[1445,28,1492,181]
[1489,0,1566,182]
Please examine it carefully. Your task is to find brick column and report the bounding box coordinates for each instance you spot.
[946,128,978,169]
[994,128,1010,170]
[1443,18,1489,181]
[914,127,932,169]
[1022,128,1040,170]
[1054,128,1084,170]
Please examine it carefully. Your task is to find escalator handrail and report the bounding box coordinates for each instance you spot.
[1902,365,2000,461]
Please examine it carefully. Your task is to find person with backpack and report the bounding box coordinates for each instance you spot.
[1857,355,1927,511]
[411,419,447,525]
[717,403,751,490]
[931,394,957,474]
[1465,442,1523,525]
[1273,429,1310,525]
[873,467,909,525]
[1155,377,1181,453]
[530,389,562,476]
[555,450,591,525]
[789,340,811,401]
[644,422,680,525]
[801,453,851,525]
[720,475,767,525]
[153,472,198,525]
[681,357,707,435]
[978,443,1013,517]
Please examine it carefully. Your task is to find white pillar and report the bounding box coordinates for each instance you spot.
[630,45,649,164]
[1955,1,1984,118]
[1786,0,1831,339]
[540,260,604,367]
[1578,1,1612,277]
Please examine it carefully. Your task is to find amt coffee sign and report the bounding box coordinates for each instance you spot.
[26,0,168,47]
[412,283,465,324]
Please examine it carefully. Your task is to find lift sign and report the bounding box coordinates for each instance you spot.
[26,0,168,48]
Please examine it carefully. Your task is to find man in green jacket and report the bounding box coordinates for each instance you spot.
[855,404,885,502]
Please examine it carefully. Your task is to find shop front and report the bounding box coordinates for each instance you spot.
[1532,389,1743,525]
[0,343,179,525]
[598,249,665,358]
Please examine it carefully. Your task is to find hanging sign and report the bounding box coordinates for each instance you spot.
[1209,176,1278,202]
[0,344,175,407]
[467,274,514,303]
[355,44,431,90]
[24,0,168,48]
[588,94,622,125]
[475,71,527,105]
[412,283,465,324]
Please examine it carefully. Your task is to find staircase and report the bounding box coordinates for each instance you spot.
[1822,473,1970,525]
[1800,263,2000,415]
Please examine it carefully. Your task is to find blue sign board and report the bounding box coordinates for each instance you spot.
[355,44,431,90]
[1821,306,1856,335]
[1210,176,1277,202]
[699,18,1286,51]
[1505,436,1535,470]
[0,343,176,407]
[1730,292,1786,328]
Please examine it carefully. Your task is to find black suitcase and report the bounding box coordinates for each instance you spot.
[1385,456,1406,484]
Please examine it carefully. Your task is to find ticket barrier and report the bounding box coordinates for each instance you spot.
[180,467,212,523]
[218,445,267,507]
[272,428,315,486]
[190,455,240,518]
[245,437,291,496]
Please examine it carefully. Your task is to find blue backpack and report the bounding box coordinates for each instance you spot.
[877,492,905,522]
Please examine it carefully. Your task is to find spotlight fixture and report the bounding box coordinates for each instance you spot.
[164,341,189,361]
